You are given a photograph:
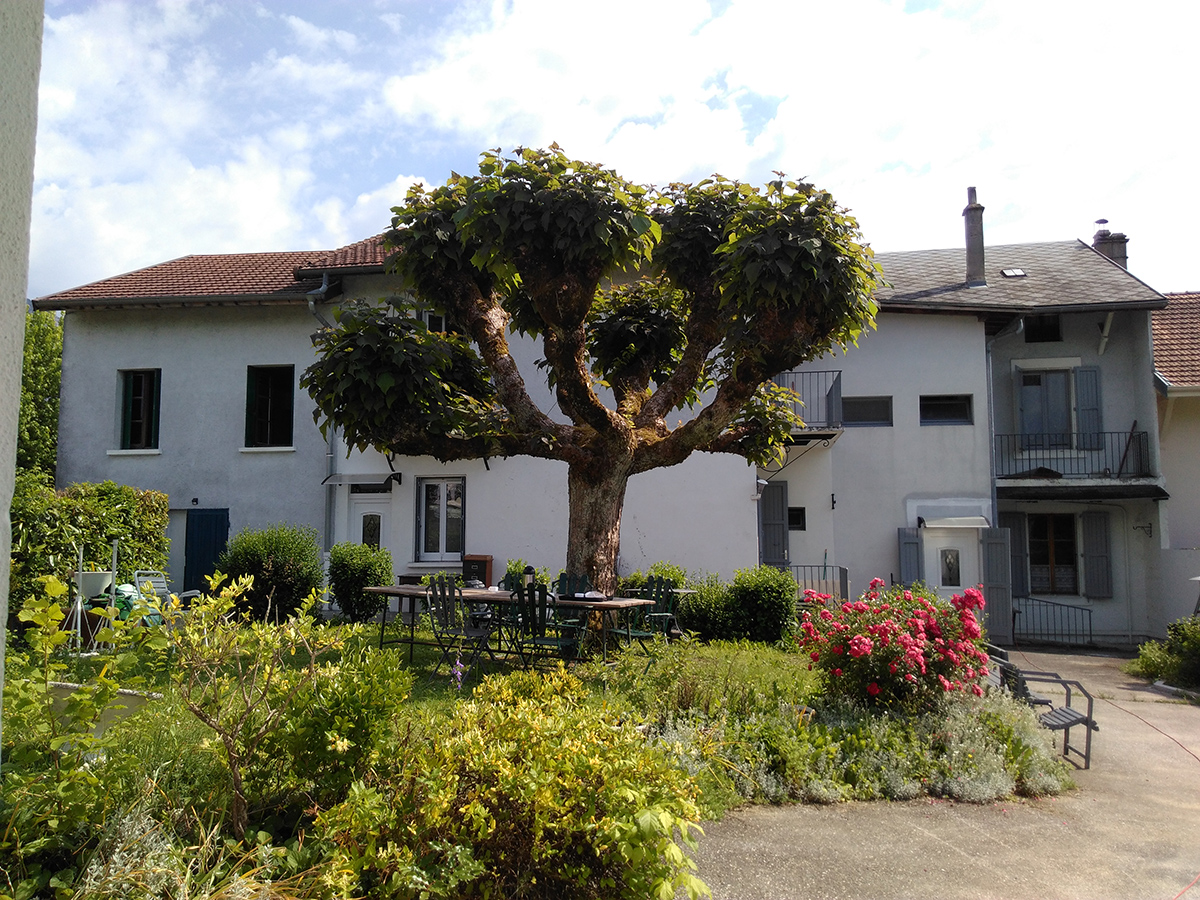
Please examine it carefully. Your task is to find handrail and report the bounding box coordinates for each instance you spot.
[1013,595,1094,646]
[994,431,1152,478]
[772,370,842,429]
[787,564,850,601]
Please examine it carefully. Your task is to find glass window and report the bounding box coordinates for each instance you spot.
[1028,513,1077,594]
[245,366,294,447]
[361,513,381,550]
[940,548,961,587]
[841,396,892,427]
[788,507,806,531]
[920,394,973,425]
[120,369,160,449]
[1019,370,1071,448]
[417,477,464,561]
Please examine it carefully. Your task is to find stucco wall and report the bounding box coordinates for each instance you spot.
[1160,395,1200,549]
[57,304,331,546]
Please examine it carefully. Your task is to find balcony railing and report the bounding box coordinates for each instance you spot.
[787,564,850,602]
[994,431,1152,479]
[772,370,842,429]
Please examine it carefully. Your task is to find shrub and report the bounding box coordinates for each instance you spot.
[795,579,990,711]
[327,541,394,622]
[675,575,732,641]
[317,667,707,899]
[1131,616,1200,688]
[726,565,797,643]
[617,560,689,597]
[8,472,169,628]
[216,523,324,620]
[502,558,551,588]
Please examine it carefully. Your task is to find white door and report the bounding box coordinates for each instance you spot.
[921,527,981,601]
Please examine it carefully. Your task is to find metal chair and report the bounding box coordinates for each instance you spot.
[512,582,578,668]
[425,576,497,679]
[623,575,678,651]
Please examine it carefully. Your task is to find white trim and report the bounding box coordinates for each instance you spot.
[1010,356,1082,372]
[239,446,296,453]
[106,449,161,457]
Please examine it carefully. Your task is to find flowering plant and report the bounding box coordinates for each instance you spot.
[794,578,990,711]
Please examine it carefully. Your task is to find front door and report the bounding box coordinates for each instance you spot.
[183,508,230,593]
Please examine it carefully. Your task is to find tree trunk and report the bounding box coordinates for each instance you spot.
[565,463,630,595]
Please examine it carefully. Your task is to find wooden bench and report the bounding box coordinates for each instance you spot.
[986,646,1098,769]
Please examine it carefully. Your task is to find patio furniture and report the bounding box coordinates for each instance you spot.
[426,576,498,679]
[133,570,200,611]
[513,582,578,668]
[623,575,679,651]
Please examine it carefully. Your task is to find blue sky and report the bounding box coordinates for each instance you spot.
[28,0,1200,298]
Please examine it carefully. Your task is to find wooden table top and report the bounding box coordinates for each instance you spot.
[365,584,653,609]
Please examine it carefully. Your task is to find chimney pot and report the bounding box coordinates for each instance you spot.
[1092,223,1129,269]
[963,186,986,287]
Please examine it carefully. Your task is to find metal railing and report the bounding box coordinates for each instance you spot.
[772,370,842,429]
[1012,595,1094,646]
[994,431,1151,478]
[788,564,850,601]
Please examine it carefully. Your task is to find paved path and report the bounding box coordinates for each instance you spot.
[692,649,1200,899]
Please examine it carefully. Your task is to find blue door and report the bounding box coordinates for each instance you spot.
[184,508,230,593]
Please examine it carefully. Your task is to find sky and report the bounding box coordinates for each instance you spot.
[27,0,1200,300]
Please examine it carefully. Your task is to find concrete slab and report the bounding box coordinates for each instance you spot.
[692,649,1200,900]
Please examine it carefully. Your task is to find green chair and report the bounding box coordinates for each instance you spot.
[426,575,497,679]
[623,575,678,652]
[513,582,578,668]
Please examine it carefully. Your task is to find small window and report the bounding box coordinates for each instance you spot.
[361,513,382,550]
[121,369,161,449]
[245,366,294,447]
[788,507,806,531]
[1024,314,1062,343]
[842,396,893,427]
[940,548,961,587]
[920,394,973,425]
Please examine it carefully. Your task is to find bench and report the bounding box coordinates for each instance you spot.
[986,646,1099,769]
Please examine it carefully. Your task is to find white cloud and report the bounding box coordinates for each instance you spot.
[283,14,358,54]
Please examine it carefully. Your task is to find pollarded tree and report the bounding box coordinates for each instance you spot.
[303,146,878,592]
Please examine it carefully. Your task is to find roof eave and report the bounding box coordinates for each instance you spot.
[33,293,320,311]
[879,297,1168,314]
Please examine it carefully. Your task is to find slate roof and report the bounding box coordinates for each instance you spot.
[874,240,1166,313]
[1154,293,1200,388]
[33,250,330,310]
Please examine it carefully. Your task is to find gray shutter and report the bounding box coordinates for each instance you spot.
[898,527,924,585]
[760,482,789,568]
[1081,510,1113,599]
[998,511,1029,597]
[1075,366,1103,451]
[1014,367,1031,450]
[827,373,842,427]
[981,527,1013,644]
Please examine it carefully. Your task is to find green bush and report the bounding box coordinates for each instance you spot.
[618,560,689,597]
[726,565,798,643]
[328,542,394,622]
[675,575,733,640]
[216,524,324,620]
[1132,616,1200,688]
[8,472,169,630]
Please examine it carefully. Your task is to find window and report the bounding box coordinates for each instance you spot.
[416,477,464,561]
[1016,366,1102,450]
[1028,513,1077,594]
[361,513,382,550]
[920,394,973,425]
[245,366,294,447]
[841,396,892,427]
[788,507,806,531]
[1024,314,1062,342]
[121,369,161,449]
[940,548,961,587]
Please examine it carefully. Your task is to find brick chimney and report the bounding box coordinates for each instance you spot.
[1092,221,1128,269]
[963,187,985,286]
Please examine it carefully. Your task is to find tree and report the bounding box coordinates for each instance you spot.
[303,146,878,592]
[17,309,62,477]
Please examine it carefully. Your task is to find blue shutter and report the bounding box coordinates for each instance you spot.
[998,512,1029,597]
[1081,511,1113,599]
[760,482,789,567]
[1075,366,1103,451]
[898,527,923,585]
[981,527,1013,644]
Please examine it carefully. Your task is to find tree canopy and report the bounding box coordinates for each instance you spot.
[17,310,62,477]
[303,146,879,587]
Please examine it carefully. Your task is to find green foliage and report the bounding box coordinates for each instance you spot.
[17,310,62,477]
[503,557,551,588]
[1131,616,1200,688]
[8,473,170,629]
[317,666,708,900]
[216,523,325,620]
[588,277,689,395]
[726,565,798,643]
[327,541,394,623]
[675,575,733,641]
[618,561,689,597]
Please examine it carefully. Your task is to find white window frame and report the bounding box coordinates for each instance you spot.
[415,476,465,562]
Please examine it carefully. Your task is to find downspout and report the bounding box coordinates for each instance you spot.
[1097,311,1114,356]
[307,273,336,552]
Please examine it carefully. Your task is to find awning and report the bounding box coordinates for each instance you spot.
[321,472,402,486]
[919,516,991,529]
[996,483,1168,501]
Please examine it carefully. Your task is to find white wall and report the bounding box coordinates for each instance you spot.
[1159,395,1200,550]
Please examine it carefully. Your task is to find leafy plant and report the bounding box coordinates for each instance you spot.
[17,309,62,477]
[327,541,393,623]
[674,574,732,640]
[216,523,325,621]
[725,565,797,643]
[794,579,991,711]
[1131,615,1200,688]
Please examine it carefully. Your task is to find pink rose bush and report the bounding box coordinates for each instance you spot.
[795,578,990,711]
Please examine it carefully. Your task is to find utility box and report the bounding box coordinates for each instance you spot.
[462,554,493,587]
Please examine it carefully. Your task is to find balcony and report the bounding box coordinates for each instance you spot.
[772,370,842,438]
[994,431,1167,500]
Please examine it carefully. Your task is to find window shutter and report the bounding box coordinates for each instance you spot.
[121,372,134,449]
[998,512,1029,597]
[149,369,161,449]
[897,527,923,585]
[1074,366,1103,451]
[1014,367,1030,449]
[827,373,842,427]
[1081,510,1113,599]
[245,369,257,446]
[759,482,788,567]
[981,527,1013,644]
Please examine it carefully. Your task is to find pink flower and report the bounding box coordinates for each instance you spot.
[848,635,874,658]
[832,668,843,677]
[905,673,916,683]
[810,651,821,662]
[870,578,886,590]
[867,682,881,696]
[971,684,984,697]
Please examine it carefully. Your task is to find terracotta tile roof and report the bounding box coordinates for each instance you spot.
[1155,293,1200,388]
[299,235,388,274]
[875,240,1166,312]
[34,250,328,310]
